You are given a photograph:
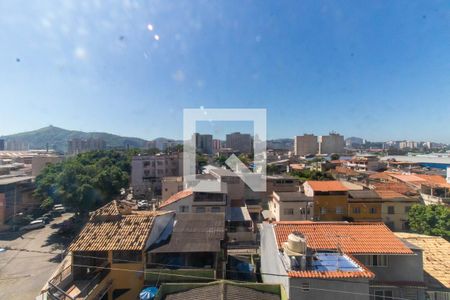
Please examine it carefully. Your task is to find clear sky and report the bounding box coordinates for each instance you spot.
[1,0,449,142]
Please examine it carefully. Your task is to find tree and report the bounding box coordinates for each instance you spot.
[290,169,333,181]
[330,154,340,161]
[408,204,450,239]
[34,150,130,215]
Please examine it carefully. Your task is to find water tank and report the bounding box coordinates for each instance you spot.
[287,232,307,254]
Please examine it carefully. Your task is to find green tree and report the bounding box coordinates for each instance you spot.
[34,150,130,215]
[330,153,340,160]
[408,204,450,239]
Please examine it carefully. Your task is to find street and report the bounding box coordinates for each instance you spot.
[0,213,73,300]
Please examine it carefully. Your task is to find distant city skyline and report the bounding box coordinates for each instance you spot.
[1,1,450,143]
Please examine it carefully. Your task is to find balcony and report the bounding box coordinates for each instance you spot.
[47,262,111,300]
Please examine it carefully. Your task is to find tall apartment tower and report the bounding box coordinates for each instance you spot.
[0,139,4,151]
[226,132,252,153]
[193,133,213,154]
[319,132,345,154]
[294,134,319,156]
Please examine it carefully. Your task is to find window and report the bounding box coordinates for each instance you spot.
[370,207,377,214]
[112,251,142,263]
[404,206,411,213]
[284,208,294,215]
[196,207,205,213]
[387,206,395,214]
[320,207,327,215]
[300,282,310,292]
[211,206,221,213]
[336,206,344,214]
[179,205,189,213]
[353,207,361,214]
[367,255,388,267]
[374,290,393,300]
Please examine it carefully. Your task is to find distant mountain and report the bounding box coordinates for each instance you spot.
[267,138,294,150]
[0,126,148,152]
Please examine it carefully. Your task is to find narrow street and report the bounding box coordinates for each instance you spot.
[0,213,73,300]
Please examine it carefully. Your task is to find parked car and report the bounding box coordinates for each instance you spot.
[20,220,45,231]
[137,200,150,210]
[53,204,66,212]
[36,216,51,224]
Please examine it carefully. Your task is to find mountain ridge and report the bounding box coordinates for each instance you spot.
[0,125,148,152]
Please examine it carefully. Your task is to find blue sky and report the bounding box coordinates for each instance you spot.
[1,0,449,142]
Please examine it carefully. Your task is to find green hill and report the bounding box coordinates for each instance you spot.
[0,126,148,152]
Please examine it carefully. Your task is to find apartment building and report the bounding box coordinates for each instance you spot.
[318,132,345,154]
[261,222,425,300]
[303,181,349,221]
[344,154,384,172]
[31,154,63,176]
[293,134,319,156]
[347,190,382,222]
[212,139,222,153]
[268,191,313,221]
[193,133,213,154]
[161,176,184,201]
[131,153,183,196]
[376,190,419,231]
[158,189,228,214]
[225,132,252,154]
[67,137,106,155]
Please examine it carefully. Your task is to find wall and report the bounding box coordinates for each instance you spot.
[313,195,348,221]
[269,197,312,222]
[381,201,415,231]
[31,155,63,177]
[260,223,290,297]
[290,278,370,300]
[161,177,183,201]
[347,202,382,221]
[108,251,145,300]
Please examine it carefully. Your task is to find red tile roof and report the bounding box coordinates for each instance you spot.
[371,182,417,196]
[305,181,349,192]
[273,222,413,255]
[159,189,193,208]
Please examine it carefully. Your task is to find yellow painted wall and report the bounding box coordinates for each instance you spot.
[106,251,145,300]
[347,202,382,221]
[313,195,348,221]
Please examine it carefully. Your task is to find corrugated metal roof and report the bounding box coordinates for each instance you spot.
[150,213,225,253]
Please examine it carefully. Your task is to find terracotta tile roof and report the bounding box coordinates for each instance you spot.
[369,172,393,180]
[273,222,413,254]
[159,189,193,208]
[395,232,450,289]
[332,166,359,176]
[415,174,450,188]
[287,254,374,279]
[69,201,163,252]
[371,182,417,196]
[375,190,417,201]
[305,181,349,192]
[387,173,426,185]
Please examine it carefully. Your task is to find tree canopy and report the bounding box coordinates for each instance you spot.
[408,204,450,240]
[289,169,333,181]
[34,150,131,215]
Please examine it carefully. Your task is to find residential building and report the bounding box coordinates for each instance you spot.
[131,153,183,196]
[154,280,287,300]
[293,134,319,156]
[226,206,256,245]
[161,176,184,202]
[158,189,228,214]
[0,176,35,231]
[303,181,349,221]
[31,154,63,177]
[209,168,245,205]
[318,132,345,154]
[268,191,313,221]
[260,222,425,300]
[225,132,252,154]
[212,139,222,153]
[395,233,450,300]
[5,139,29,151]
[146,213,226,284]
[193,133,213,155]
[0,139,4,151]
[67,137,106,155]
[376,190,420,231]
[344,154,384,172]
[42,201,176,300]
[347,190,382,222]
